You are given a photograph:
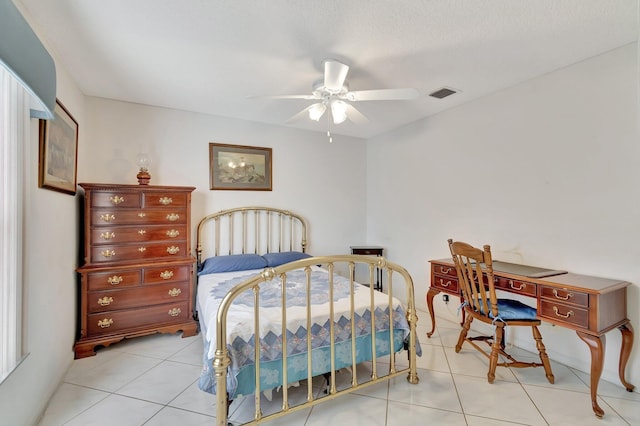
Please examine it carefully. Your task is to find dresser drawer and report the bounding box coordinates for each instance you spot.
[90,225,187,245]
[88,281,190,313]
[143,192,189,208]
[143,264,192,284]
[91,209,187,226]
[91,241,188,263]
[87,301,190,336]
[539,285,589,307]
[495,277,537,297]
[539,299,589,329]
[87,269,141,291]
[91,192,142,208]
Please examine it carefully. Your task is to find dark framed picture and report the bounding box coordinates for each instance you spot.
[209,143,272,191]
[38,99,79,195]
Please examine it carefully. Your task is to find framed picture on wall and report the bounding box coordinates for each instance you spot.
[209,143,272,191]
[38,99,79,195]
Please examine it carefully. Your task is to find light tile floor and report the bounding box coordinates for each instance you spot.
[38,311,639,425]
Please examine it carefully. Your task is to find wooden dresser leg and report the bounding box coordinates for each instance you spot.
[618,322,635,392]
[576,331,606,418]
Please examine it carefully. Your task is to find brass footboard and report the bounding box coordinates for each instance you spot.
[213,255,419,425]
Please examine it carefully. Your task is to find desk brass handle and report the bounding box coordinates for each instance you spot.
[552,289,573,300]
[553,306,574,319]
[168,308,181,317]
[440,267,452,274]
[509,280,525,291]
[439,278,451,288]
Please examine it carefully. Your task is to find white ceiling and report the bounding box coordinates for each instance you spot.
[17,0,638,139]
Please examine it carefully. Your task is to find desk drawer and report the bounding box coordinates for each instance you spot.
[495,277,536,297]
[433,264,457,278]
[432,274,459,294]
[539,299,589,329]
[539,285,589,308]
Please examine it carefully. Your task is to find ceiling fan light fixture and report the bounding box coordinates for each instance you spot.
[308,103,326,121]
[330,100,348,124]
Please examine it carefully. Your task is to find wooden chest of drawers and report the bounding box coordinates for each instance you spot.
[74,183,198,358]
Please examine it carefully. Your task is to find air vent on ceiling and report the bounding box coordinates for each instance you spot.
[429,87,457,99]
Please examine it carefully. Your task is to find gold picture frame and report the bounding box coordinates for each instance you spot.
[38,99,79,195]
[209,143,272,191]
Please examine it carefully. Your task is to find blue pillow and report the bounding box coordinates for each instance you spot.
[261,251,311,267]
[198,254,267,275]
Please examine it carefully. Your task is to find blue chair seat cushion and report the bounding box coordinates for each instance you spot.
[477,298,537,321]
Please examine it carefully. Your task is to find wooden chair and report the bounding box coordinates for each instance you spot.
[447,239,554,384]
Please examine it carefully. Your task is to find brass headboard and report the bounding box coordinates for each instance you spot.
[195,206,308,267]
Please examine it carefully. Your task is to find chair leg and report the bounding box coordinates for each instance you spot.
[455,315,473,353]
[532,325,555,384]
[488,323,504,384]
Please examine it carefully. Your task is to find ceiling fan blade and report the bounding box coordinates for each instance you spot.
[345,104,368,124]
[323,59,349,93]
[345,88,420,101]
[248,94,319,100]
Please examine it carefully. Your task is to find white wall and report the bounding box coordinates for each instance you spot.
[367,43,639,387]
[81,98,369,256]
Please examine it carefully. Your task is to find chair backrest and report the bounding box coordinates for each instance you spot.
[447,239,498,319]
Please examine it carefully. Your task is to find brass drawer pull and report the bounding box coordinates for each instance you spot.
[107,275,123,285]
[101,250,115,258]
[138,229,146,235]
[97,296,113,306]
[138,212,146,218]
[509,280,525,291]
[100,232,115,240]
[159,197,173,205]
[438,278,451,288]
[168,308,181,317]
[440,267,452,274]
[109,196,124,205]
[553,306,574,319]
[138,247,147,253]
[98,318,114,328]
[166,229,180,238]
[168,288,181,297]
[166,246,180,255]
[166,213,180,222]
[160,270,174,280]
[100,214,116,222]
[552,289,573,300]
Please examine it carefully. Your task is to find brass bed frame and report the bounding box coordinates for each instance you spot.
[195,207,419,425]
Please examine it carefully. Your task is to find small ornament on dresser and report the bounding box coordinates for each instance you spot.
[136,153,151,185]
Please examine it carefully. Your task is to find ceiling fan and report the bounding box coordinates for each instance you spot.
[254,59,421,140]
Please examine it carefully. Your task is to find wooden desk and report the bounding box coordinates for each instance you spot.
[427,258,635,418]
